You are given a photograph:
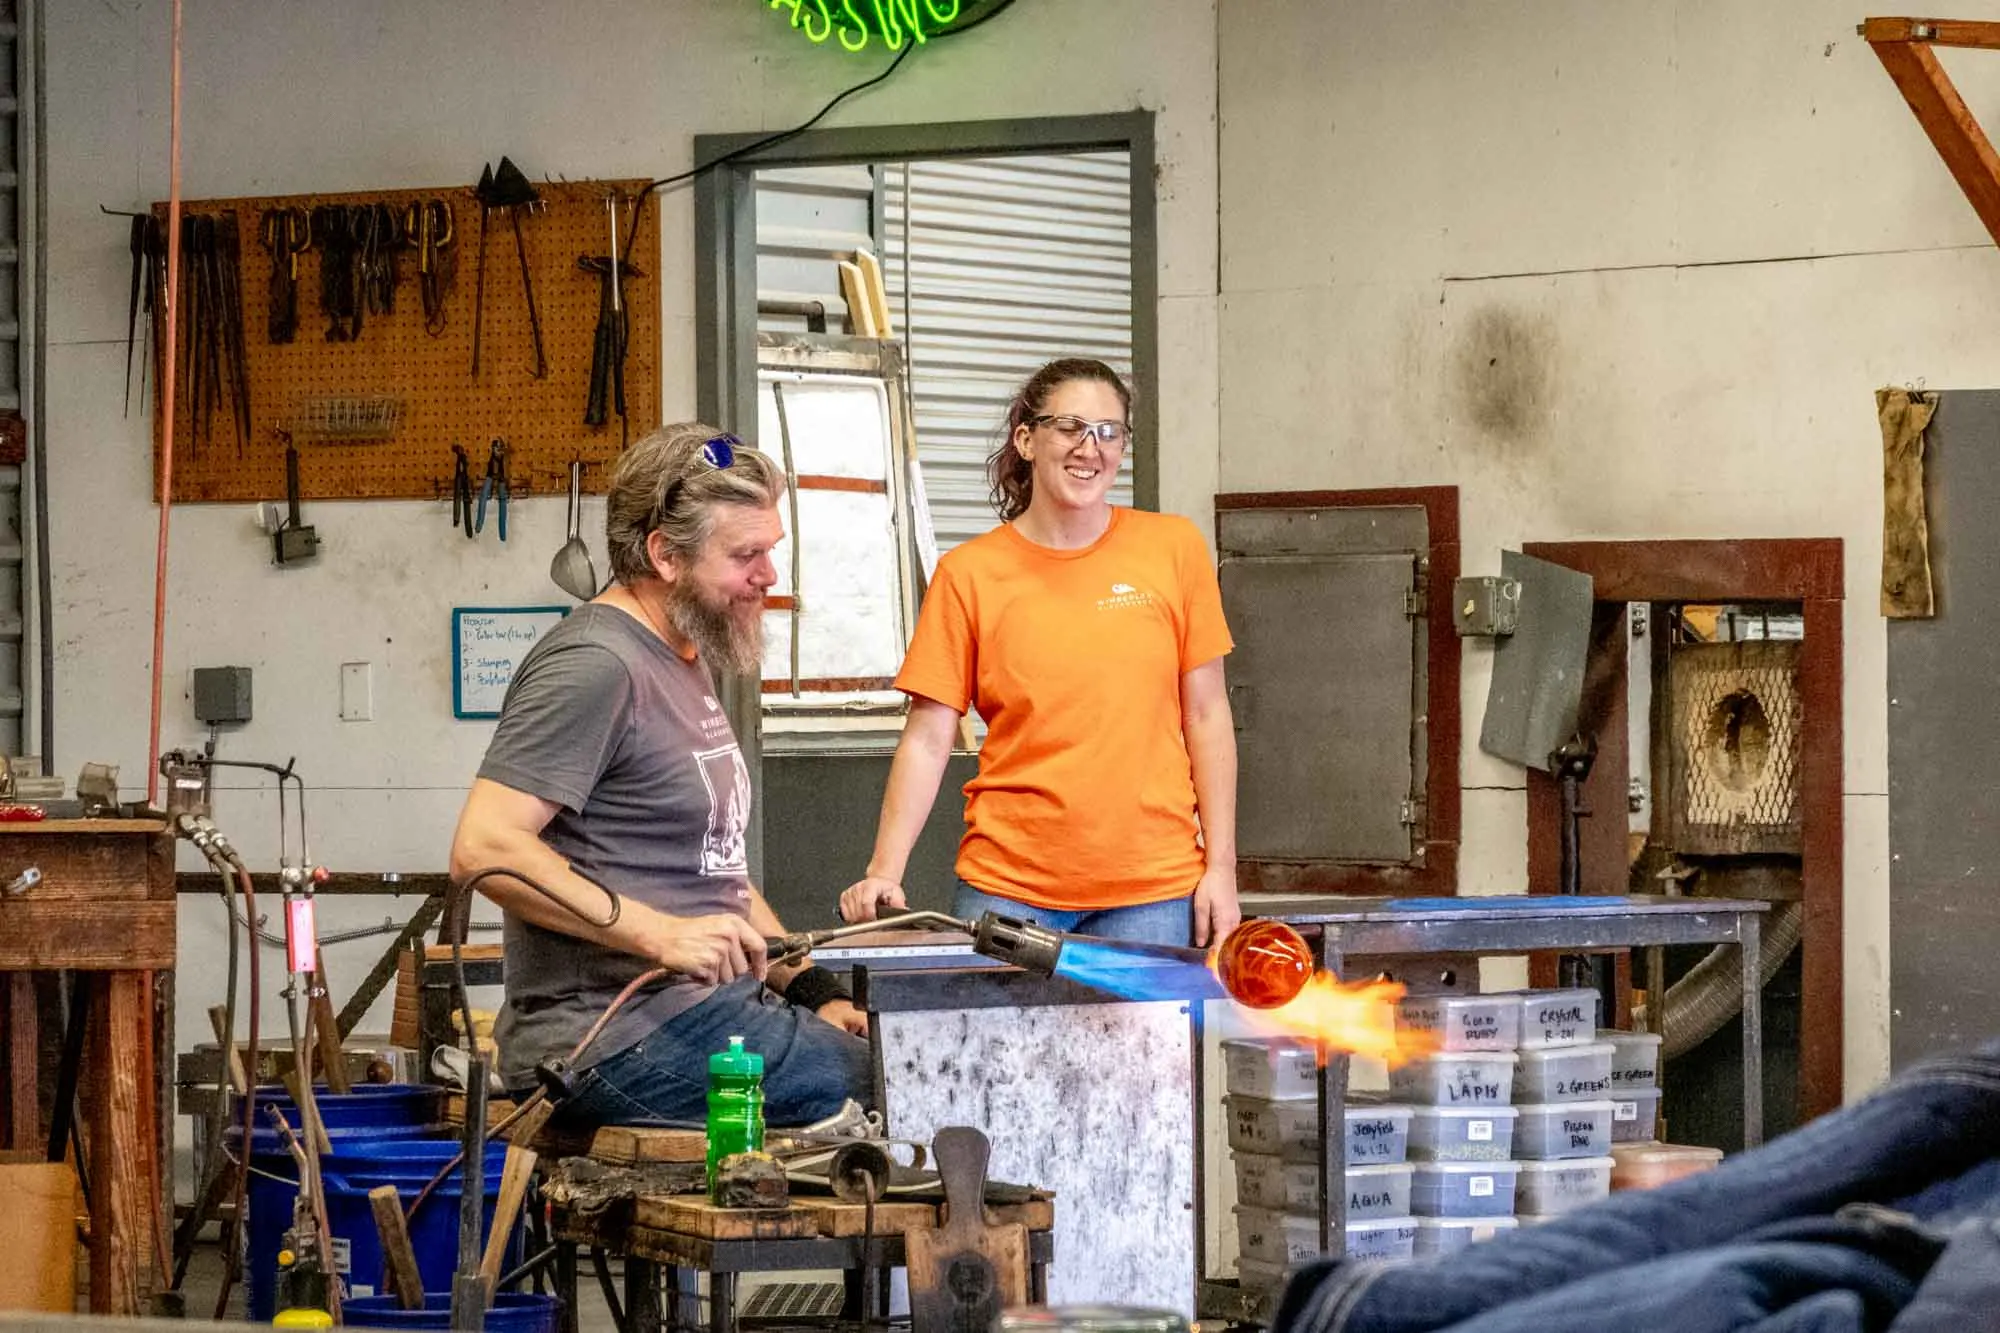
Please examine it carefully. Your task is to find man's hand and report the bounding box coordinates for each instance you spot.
[815,998,869,1036]
[1192,864,1242,949]
[637,912,769,984]
[839,876,907,923]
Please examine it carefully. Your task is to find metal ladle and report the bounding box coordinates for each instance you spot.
[550,460,597,600]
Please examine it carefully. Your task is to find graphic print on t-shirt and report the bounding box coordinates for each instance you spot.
[695,743,752,874]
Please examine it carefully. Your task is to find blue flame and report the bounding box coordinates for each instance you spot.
[1051,937,1227,1002]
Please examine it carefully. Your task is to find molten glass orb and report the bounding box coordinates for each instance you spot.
[1214,919,1313,1009]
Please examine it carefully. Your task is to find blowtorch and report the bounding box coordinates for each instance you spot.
[792,909,1316,1011]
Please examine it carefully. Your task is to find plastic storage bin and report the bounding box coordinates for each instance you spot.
[1410,1161,1520,1218]
[1346,1100,1415,1164]
[1222,1037,1320,1100]
[1234,1152,1314,1211]
[1601,1029,1663,1090]
[1346,1217,1419,1263]
[1515,1157,1614,1217]
[1412,1216,1519,1257]
[1234,1205,1319,1265]
[1407,1106,1517,1162]
[1610,1141,1724,1190]
[1226,1096,1414,1164]
[1388,1052,1518,1107]
[1236,1207,1419,1264]
[1514,1042,1615,1103]
[1396,994,1520,1051]
[1237,1258,1290,1291]
[1345,1163,1414,1220]
[1234,1154,1412,1217]
[1512,1100,1614,1159]
[1611,1087,1663,1142]
[1515,989,1601,1049]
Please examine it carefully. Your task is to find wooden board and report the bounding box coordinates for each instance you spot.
[631,1196,819,1240]
[572,1124,708,1164]
[150,178,661,503]
[797,1198,938,1238]
[0,901,176,970]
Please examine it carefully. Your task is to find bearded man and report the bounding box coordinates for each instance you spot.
[449,423,872,1128]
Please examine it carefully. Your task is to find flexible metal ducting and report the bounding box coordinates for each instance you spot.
[1631,900,1803,1060]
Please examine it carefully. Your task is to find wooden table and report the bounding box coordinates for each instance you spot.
[0,818,174,1314]
[549,1190,1054,1333]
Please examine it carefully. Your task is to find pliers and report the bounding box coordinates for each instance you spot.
[451,443,474,538]
[476,438,510,541]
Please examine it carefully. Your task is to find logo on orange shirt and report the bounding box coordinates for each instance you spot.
[1096,582,1155,611]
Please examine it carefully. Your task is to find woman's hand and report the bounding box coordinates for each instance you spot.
[839,876,908,923]
[1192,864,1242,948]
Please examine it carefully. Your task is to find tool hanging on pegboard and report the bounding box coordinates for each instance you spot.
[174,211,252,455]
[403,198,455,337]
[477,157,548,378]
[258,206,311,344]
[581,191,638,442]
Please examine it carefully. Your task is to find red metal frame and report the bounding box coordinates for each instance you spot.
[1521,538,1844,1122]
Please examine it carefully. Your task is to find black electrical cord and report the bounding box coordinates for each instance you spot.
[615,0,1021,256]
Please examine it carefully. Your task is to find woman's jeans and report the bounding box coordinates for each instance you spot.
[953,880,1193,946]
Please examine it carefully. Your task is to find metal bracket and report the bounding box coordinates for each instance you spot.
[1452,575,1521,636]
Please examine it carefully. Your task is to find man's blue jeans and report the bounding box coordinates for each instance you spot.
[1277,1042,2000,1333]
[555,977,872,1129]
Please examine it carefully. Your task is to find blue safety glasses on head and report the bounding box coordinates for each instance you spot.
[658,433,742,523]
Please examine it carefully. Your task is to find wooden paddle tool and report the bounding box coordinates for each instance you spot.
[904,1127,1028,1333]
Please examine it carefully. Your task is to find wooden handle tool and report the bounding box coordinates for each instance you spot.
[368,1184,426,1310]
[478,1143,539,1293]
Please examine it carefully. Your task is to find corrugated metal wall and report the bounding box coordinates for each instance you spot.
[882,153,1134,550]
[753,153,1135,553]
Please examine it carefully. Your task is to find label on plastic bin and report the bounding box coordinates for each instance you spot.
[1469,1175,1495,1198]
[330,1236,350,1276]
[1468,1120,1494,1142]
[1615,1101,1639,1121]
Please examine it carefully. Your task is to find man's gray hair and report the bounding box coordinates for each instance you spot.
[605,423,785,585]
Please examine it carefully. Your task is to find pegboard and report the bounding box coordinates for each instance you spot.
[149,178,660,504]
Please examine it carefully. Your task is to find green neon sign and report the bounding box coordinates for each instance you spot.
[767,0,977,53]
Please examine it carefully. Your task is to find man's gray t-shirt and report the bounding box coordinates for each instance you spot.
[478,603,754,1091]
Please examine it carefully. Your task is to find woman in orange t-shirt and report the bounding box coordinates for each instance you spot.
[839,357,1240,947]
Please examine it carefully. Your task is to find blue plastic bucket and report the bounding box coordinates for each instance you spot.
[244,1137,513,1321]
[343,1292,562,1333]
[236,1083,445,1134]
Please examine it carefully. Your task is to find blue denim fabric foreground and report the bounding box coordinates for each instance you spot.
[1274,1042,2000,1333]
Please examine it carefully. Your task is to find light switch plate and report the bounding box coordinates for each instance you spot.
[339,662,373,722]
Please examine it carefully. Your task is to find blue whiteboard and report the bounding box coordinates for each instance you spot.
[452,606,568,719]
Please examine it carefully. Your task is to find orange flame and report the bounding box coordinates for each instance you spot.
[1219,965,1440,1068]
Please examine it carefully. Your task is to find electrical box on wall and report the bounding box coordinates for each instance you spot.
[191,666,253,726]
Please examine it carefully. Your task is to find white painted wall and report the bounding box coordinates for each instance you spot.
[43,0,1217,1104]
[1215,0,2000,1100]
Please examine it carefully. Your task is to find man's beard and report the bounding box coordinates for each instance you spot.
[665,579,765,676]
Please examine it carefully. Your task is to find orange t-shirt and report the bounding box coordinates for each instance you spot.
[894,507,1234,910]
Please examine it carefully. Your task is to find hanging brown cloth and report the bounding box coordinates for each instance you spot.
[1878,386,1938,618]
